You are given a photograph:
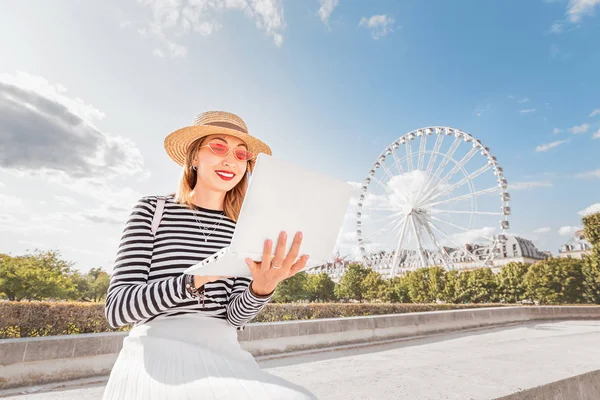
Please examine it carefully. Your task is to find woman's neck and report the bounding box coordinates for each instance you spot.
[190,187,225,211]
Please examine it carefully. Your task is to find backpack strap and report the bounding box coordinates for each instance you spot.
[151,196,168,237]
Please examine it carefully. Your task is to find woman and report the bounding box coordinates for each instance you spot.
[102,111,318,400]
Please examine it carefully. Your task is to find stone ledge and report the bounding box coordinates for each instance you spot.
[1,306,599,390]
[494,369,600,400]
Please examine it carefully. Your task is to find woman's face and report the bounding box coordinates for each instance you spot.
[193,134,249,193]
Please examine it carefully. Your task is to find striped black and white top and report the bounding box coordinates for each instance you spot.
[104,195,272,331]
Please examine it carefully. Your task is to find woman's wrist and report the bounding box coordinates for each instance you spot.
[250,281,275,297]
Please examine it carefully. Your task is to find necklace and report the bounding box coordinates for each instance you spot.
[193,210,225,242]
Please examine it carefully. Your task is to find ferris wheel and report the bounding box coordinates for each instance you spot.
[356,126,510,277]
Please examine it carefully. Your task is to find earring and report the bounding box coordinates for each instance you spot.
[191,165,197,171]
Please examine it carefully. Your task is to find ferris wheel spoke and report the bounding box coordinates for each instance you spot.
[414,214,451,269]
[406,141,414,172]
[371,175,394,194]
[435,146,480,189]
[424,186,500,208]
[427,220,484,266]
[379,161,395,180]
[426,164,492,204]
[419,137,462,199]
[418,135,427,170]
[430,209,502,216]
[367,212,407,238]
[390,149,405,175]
[426,133,445,175]
[360,210,405,226]
[366,206,404,212]
[429,136,462,185]
[429,215,494,242]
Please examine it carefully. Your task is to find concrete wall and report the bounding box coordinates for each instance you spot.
[1,306,599,390]
[495,369,600,400]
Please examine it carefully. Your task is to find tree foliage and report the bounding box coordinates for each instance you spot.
[335,263,371,302]
[0,250,109,302]
[272,271,309,303]
[305,272,336,302]
[495,262,530,303]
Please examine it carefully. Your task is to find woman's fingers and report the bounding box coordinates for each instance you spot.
[289,255,309,276]
[283,231,302,267]
[270,231,287,268]
[260,238,273,271]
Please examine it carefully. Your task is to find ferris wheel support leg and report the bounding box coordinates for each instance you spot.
[410,214,428,269]
[390,215,409,278]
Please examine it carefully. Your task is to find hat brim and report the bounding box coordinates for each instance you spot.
[164,125,272,166]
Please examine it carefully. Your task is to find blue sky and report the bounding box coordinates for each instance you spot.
[0,0,599,273]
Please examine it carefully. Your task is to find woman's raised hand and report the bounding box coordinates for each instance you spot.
[245,231,309,296]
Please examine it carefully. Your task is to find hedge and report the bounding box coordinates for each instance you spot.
[0,301,514,339]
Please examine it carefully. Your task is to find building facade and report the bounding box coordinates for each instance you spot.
[557,230,593,260]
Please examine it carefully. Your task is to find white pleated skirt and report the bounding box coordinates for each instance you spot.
[102,315,318,400]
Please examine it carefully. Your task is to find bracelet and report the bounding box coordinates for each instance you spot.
[184,274,200,297]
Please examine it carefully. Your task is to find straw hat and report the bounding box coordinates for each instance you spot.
[164,111,272,166]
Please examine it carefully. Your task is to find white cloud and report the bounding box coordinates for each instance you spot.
[553,128,562,134]
[0,193,23,209]
[575,169,600,178]
[450,227,496,246]
[589,108,600,117]
[511,181,553,190]
[566,0,600,23]
[0,71,144,179]
[558,225,581,236]
[593,129,600,139]
[520,108,536,114]
[137,0,286,52]
[550,22,564,33]
[517,98,530,103]
[568,123,590,134]
[53,195,78,206]
[534,227,551,234]
[317,0,339,26]
[359,14,395,39]
[578,203,600,216]
[535,140,569,152]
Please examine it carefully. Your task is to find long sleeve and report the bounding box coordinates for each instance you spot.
[105,197,195,328]
[226,276,273,330]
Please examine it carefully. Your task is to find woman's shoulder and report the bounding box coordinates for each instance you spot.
[133,194,176,209]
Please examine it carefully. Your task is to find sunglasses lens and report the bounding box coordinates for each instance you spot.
[235,150,254,161]
[208,143,228,155]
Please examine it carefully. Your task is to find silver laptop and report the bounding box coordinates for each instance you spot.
[184,153,357,277]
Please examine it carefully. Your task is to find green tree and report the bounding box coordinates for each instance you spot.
[272,271,308,303]
[524,258,585,304]
[582,211,600,303]
[69,267,111,302]
[496,262,530,303]
[383,275,410,303]
[467,267,497,303]
[582,255,600,304]
[336,263,370,302]
[305,272,335,302]
[362,270,386,302]
[89,270,110,302]
[0,250,76,301]
[405,266,446,303]
[582,212,600,251]
[443,270,473,303]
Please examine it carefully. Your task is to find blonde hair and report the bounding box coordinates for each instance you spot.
[174,137,254,221]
